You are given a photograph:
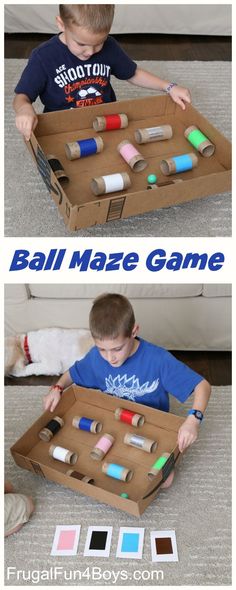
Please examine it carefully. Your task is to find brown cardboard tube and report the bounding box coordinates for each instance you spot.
[93,113,128,132]
[135,125,173,144]
[91,172,131,196]
[114,407,145,427]
[117,139,147,172]
[39,416,64,442]
[47,155,69,183]
[65,136,104,160]
[184,125,215,157]
[49,444,78,465]
[124,433,158,453]
[160,153,198,176]
[148,452,171,479]
[102,462,133,482]
[90,433,115,461]
[72,416,102,433]
[66,469,94,484]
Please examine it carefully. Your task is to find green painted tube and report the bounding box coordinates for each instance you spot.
[187,129,209,149]
[184,125,215,157]
[152,456,168,470]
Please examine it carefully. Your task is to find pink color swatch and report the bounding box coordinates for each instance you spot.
[57,529,76,550]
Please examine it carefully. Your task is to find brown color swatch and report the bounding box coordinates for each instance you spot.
[155,536,173,555]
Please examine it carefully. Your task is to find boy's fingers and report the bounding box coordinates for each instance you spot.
[174,96,186,111]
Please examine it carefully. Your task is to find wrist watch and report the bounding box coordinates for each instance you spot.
[187,409,204,422]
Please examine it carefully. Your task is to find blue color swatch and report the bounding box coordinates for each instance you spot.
[121,533,139,553]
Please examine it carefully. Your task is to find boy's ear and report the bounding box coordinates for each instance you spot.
[56,15,66,32]
[132,324,139,338]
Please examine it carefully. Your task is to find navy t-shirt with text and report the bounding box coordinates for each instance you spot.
[15,34,137,112]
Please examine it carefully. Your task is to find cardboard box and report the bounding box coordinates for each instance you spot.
[27,95,231,231]
[11,385,185,517]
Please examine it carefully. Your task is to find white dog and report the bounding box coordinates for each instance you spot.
[5,328,93,377]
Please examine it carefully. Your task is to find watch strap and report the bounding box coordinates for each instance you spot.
[187,409,204,422]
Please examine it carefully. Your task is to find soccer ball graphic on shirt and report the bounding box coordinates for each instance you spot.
[77,86,101,99]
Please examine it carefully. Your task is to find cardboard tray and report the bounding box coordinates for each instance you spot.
[11,385,185,516]
[27,95,232,231]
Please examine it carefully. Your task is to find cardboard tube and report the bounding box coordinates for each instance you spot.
[93,113,128,132]
[117,139,147,172]
[91,172,131,196]
[160,153,198,176]
[148,452,171,479]
[72,416,102,433]
[115,408,145,427]
[39,416,64,442]
[135,125,173,144]
[47,155,69,183]
[102,462,133,482]
[184,125,215,157]
[147,184,158,190]
[49,445,78,465]
[90,433,115,461]
[66,469,94,484]
[65,136,104,160]
[124,433,157,453]
[147,179,184,189]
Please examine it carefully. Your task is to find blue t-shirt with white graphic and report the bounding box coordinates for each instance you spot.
[15,34,137,112]
[69,338,203,412]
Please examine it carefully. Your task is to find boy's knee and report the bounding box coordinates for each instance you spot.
[26,495,35,517]
[5,522,24,537]
[160,469,175,489]
[4,492,35,537]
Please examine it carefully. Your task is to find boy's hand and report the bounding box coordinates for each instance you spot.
[169,85,191,111]
[43,388,61,413]
[15,104,38,141]
[177,415,200,452]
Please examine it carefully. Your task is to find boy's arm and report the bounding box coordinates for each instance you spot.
[178,379,211,452]
[43,370,73,413]
[13,93,38,141]
[128,67,191,110]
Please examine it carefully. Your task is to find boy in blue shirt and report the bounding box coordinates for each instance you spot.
[44,293,211,487]
[14,4,191,141]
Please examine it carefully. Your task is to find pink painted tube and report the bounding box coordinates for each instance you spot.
[119,142,140,162]
[117,139,147,172]
[90,433,115,461]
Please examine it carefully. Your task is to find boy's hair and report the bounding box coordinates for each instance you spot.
[59,4,115,33]
[89,293,136,340]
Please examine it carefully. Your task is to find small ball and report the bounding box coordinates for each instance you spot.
[120,492,129,499]
[147,174,157,184]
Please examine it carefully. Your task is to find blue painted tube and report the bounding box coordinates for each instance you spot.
[77,138,98,157]
[78,417,94,432]
[106,463,125,480]
[172,154,193,172]
[160,152,198,176]
[65,136,103,160]
[72,416,102,433]
[102,462,133,482]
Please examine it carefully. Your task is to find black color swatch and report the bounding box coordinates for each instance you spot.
[89,530,108,551]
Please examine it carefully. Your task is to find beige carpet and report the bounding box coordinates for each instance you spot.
[5,59,231,237]
[5,385,231,585]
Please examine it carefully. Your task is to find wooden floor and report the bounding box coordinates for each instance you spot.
[5,33,231,61]
[5,350,232,387]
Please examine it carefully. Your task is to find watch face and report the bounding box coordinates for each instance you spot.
[195,411,203,420]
